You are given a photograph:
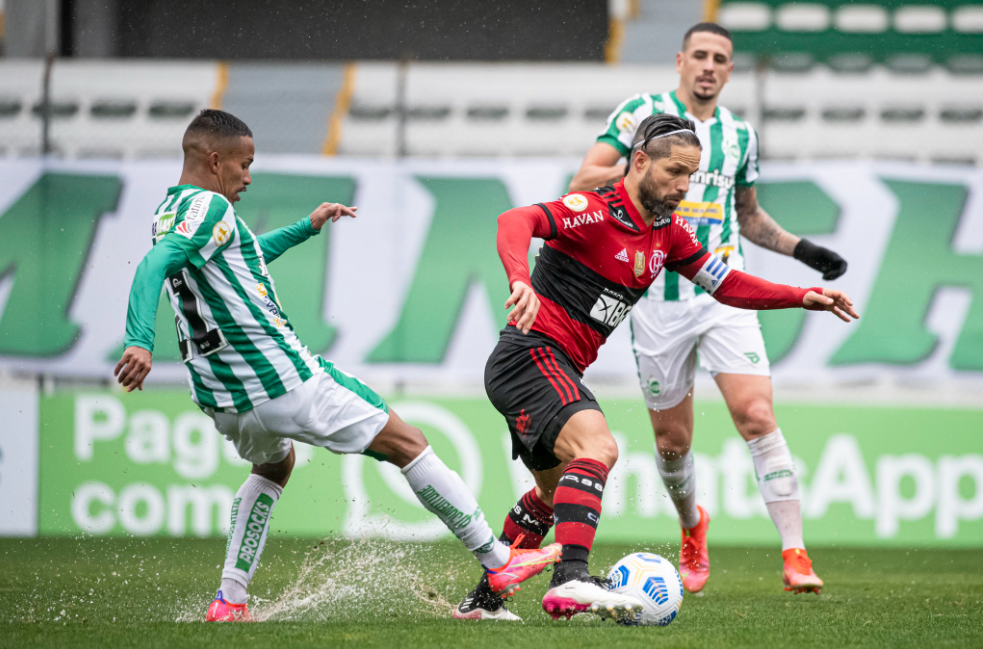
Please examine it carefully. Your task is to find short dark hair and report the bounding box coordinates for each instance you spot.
[185,109,253,140]
[682,22,732,50]
[631,114,701,160]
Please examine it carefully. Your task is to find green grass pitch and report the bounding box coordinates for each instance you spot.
[2,538,981,648]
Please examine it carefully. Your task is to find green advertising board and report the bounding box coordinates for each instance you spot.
[39,389,983,546]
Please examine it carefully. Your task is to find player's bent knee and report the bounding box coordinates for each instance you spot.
[372,416,428,468]
[656,435,691,460]
[595,436,619,469]
[737,400,778,439]
[253,445,295,488]
[654,424,692,458]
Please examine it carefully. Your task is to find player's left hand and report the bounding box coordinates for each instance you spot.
[115,346,153,392]
[309,203,358,230]
[803,288,859,322]
[794,239,848,280]
[505,281,540,334]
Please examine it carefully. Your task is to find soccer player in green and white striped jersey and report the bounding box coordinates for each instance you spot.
[114,110,560,622]
[571,23,848,595]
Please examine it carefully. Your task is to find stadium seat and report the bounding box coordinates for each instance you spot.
[0,60,45,157]
[717,0,983,69]
[0,57,979,164]
[0,60,217,160]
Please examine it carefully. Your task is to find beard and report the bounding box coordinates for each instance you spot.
[638,173,677,222]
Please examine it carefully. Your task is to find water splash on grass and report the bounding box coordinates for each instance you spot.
[253,537,454,622]
[172,537,456,622]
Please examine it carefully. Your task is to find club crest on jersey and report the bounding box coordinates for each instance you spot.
[562,210,605,230]
[649,250,666,277]
[615,248,630,263]
[634,250,645,277]
[562,194,589,213]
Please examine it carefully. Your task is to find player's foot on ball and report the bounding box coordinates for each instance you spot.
[205,590,252,622]
[453,575,522,621]
[679,504,710,593]
[782,548,823,594]
[542,576,643,622]
[486,535,562,597]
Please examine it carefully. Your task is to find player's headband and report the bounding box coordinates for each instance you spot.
[632,128,694,152]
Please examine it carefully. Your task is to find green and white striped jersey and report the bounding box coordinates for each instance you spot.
[152,185,318,412]
[598,90,759,301]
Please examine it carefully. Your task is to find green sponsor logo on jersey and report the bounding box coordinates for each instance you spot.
[745,352,761,364]
[154,212,176,239]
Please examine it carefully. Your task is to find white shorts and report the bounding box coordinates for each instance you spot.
[210,364,390,465]
[630,293,771,410]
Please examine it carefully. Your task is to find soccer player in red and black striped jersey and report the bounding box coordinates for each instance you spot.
[453,114,859,622]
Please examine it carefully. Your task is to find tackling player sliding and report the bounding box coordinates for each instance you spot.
[569,22,849,595]
[454,113,858,622]
[114,109,560,623]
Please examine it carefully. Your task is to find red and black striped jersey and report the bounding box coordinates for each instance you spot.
[497,179,816,373]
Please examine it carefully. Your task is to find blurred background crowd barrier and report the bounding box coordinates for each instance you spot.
[0,0,980,543]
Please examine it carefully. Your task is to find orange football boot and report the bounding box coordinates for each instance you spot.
[679,505,710,593]
[782,548,823,594]
[485,534,562,597]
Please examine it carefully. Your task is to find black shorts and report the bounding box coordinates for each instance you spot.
[484,326,601,472]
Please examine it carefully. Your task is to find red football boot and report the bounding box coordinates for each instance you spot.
[205,591,252,622]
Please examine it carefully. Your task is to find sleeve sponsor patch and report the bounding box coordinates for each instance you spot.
[175,194,212,239]
[616,112,635,134]
[562,193,590,213]
[212,220,232,246]
[692,255,731,294]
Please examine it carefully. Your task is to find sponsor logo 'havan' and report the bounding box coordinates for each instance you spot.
[562,210,605,230]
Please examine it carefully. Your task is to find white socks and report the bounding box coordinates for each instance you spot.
[219,474,283,603]
[747,429,805,551]
[402,446,510,569]
[656,450,701,529]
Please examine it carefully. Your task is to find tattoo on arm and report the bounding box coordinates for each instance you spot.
[735,186,800,256]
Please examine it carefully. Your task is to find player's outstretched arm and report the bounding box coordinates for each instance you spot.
[497,206,554,333]
[802,288,859,322]
[569,142,625,192]
[257,202,357,264]
[735,186,847,280]
[115,238,191,392]
[708,267,859,322]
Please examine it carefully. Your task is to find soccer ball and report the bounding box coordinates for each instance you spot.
[606,552,684,626]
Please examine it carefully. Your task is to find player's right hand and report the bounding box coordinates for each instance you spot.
[803,288,859,323]
[115,346,153,392]
[308,202,358,230]
[505,281,540,334]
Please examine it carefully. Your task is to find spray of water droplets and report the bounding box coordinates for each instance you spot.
[174,537,457,623]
